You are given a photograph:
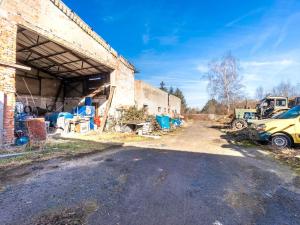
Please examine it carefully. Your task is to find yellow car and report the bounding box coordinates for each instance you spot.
[254,105,300,149]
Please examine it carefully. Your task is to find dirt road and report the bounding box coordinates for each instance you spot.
[1,121,300,225]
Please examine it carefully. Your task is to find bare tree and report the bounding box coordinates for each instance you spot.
[206,52,244,114]
[271,81,296,97]
[255,86,264,100]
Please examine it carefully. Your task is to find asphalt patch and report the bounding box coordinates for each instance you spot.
[105,158,114,162]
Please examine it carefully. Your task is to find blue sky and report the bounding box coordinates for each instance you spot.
[63,0,300,108]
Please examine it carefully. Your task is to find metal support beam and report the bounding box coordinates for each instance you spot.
[17,40,51,52]
[17,43,82,76]
[65,82,83,96]
[41,59,82,70]
[18,60,65,80]
[38,71,41,96]
[16,73,39,80]
[18,30,36,45]
[54,65,102,75]
[55,44,110,73]
[25,52,33,61]
[26,51,68,63]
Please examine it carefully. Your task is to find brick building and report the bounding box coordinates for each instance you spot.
[0,0,135,145]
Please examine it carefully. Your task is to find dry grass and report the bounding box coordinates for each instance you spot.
[272,149,300,174]
[217,125,300,173]
[0,132,150,169]
[69,131,151,143]
[0,140,109,169]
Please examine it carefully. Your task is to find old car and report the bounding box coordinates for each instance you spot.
[231,108,257,130]
[256,96,289,119]
[253,105,300,149]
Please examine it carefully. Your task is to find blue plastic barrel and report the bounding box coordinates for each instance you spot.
[16,136,29,146]
[85,97,92,106]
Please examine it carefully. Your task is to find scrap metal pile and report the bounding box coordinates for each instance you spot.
[14,97,99,147]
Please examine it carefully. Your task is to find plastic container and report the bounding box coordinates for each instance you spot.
[16,136,29,146]
[85,97,92,106]
[171,118,182,127]
[74,106,95,117]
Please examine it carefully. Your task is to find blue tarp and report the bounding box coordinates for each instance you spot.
[171,118,182,127]
[156,115,171,129]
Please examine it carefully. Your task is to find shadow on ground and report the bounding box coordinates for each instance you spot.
[0,139,300,225]
[0,137,123,190]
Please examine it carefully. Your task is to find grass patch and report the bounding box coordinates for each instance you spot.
[234,139,257,148]
[0,153,35,168]
[0,140,110,169]
[97,132,151,142]
[65,132,151,143]
[0,132,150,170]
[46,139,108,152]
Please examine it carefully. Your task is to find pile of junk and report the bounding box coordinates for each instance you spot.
[14,96,100,146]
[112,106,184,136]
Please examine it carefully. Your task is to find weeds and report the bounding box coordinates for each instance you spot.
[0,132,149,169]
[218,124,300,173]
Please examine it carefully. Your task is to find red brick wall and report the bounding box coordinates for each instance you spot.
[0,18,17,144]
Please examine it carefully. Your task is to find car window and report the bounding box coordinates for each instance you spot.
[276,99,287,107]
[277,106,300,119]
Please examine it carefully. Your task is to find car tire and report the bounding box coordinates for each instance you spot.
[232,119,248,130]
[271,134,292,149]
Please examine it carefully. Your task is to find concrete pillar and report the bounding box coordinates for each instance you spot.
[0,18,17,145]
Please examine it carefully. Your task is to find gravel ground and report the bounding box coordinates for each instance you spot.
[0,121,299,225]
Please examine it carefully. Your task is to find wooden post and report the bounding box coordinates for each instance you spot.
[38,71,41,96]
[99,85,116,133]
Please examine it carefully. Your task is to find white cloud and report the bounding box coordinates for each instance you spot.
[226,8,264,27]
[243,73,262,82]
[274,12,300,48]
[241,59,296,67]
[196,64,208,73]
[142,34,150,44]
[240,56,300,98]
[155,35,179,45]
[102,16,115,23]
[250,27,277,54]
